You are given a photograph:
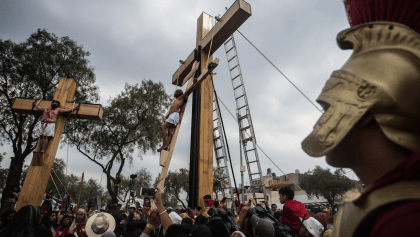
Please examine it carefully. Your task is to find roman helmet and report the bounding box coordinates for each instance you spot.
[302,22,420,157]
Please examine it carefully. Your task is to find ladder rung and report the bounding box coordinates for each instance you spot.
[213,127,218,131]
[238,115,247,120]
[250,173,260,175]
[236,94,245,100]
[215,146,223,150]
[246,148,256,152]
[230,64,239,71]
[248,160,258,164]
[238,105,247,110]
[234,84,242,90]
[243,137,252,143]
[231,74,241,81]
[228,55,237,62]
[213,136,221,140]
[216,156,225,160]
[225,37,233,44]
[226,46,235,54]
[241,125,251,131]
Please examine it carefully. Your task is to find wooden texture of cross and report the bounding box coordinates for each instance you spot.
[11,78,103,210]
[170,0,251,208]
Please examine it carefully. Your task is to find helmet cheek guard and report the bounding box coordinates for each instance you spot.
[303,22,420,157]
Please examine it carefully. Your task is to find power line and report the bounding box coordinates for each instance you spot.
[236,30,323,113]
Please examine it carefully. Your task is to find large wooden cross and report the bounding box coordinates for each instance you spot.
[171,0,251,208]
[11,78,103,210]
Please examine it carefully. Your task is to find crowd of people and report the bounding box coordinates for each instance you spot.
[0,186,336,237]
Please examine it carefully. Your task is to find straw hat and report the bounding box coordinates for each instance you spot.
[85,212,116,237]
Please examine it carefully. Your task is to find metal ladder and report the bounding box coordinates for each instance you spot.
[212,91,234,205]
[224,34,267,201]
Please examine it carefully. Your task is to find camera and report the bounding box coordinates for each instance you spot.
[140,188,155,197]
[252,205,296,237]
[207,207,240,234]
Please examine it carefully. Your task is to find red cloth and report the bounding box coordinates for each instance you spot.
[356,152,420,236]
[54,226,71,237]
[74,222,88,237]
[343,0,420,34]
[204,200,214,207]
[280,200,309,233]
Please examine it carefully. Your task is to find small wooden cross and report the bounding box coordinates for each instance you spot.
[11,77,103,210]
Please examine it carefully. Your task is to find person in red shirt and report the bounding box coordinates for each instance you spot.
[279,187,309,233]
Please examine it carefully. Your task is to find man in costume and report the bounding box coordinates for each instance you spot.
[70,209,88,237]
[301,1,420,236]
[158,78,197,152]
[32,100,79,153]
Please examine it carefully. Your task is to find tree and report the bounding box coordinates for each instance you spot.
[299,166,356,206]
[118,167,153,202]
[64,81,170,203]
[163,168,189,208]
[0,29,99,212]
[213,167,224,199]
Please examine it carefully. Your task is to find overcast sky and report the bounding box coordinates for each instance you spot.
[0,0,358,200]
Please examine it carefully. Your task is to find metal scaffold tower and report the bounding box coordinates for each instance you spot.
[224,34,267,201]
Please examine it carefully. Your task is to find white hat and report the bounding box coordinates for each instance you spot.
[86,213,116,237]
[129,204,136,209]
[300,217,324,237]
[168,212,182,225]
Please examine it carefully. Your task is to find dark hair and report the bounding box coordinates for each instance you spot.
[34,226,53,237]
[175,89,183,95]
[271,204,277,208]
[11,185,20,192]
[195,215,207,225]
[126,221,146,235]
[0,209,17,229]
[279,187,294,201]
[206,218,230,237]
[60,215,71,226]
[47,188,53,194]
[41,212,53,229]
[0,205,41,237]
[274,211,282,220]
[52,100,60,107]
[213,201,219,208]
[166,224,189,237]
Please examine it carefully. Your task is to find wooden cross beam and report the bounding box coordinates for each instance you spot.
[172,0,251,86]
[169,0,251,209]
[11,78,103,210]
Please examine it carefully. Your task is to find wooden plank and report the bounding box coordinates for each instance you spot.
[172,50,195,86]
[12,98,103,120]
[201,0,251,54]
[171,0,251,86]
[197,49,214,209]
[185,58,219,97]
[15,78,77,210]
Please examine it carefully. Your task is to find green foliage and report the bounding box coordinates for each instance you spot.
[213,167,224,198]
[0,29,99,211]
[163,168,189,208]
[118,167,153,202]
[64,81,171,202]
[299,166,355,206]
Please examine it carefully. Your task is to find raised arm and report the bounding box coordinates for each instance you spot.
[33,101,46,112]
[59,104,79,114]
